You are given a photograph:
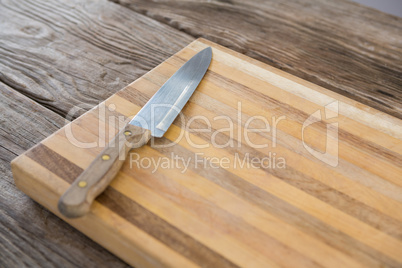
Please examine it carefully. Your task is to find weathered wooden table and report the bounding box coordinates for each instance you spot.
[1,0,401,267]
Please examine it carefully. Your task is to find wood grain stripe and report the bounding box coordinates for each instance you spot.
[28,127,402,268]
[118,83,402,213]
[99,188,240,268]
[167,46,402,155]
[199,71,402,164]
[127,69,402,189]
[46,99,402,268]
[156,132,402,240]
[118,155,324,267]
[13,155,200,268]
[153,122,402,263]
[150,138,402,268]
[26,144,239,268]
[35,130,273,267]
[115,78,402,219]
[189,41,402,138]
[157,56,402,175]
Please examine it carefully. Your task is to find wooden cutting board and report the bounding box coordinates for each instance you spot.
[11,38,402,268]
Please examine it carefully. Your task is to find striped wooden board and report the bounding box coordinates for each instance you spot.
[11,38,402,267]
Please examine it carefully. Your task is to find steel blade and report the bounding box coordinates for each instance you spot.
[129,47,212,137]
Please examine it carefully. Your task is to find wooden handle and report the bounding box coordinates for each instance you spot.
[58,124,151,218]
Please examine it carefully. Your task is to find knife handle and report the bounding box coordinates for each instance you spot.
[58,124,151,218]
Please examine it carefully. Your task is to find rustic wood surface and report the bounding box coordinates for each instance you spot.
[115,0,402,119]
[11,39,402,267]
[1,0,401,267]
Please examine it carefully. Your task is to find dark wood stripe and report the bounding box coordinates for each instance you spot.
[26,144,239,268]
[124,59,402,168]
[123,160,321,268]
[118,81,402,239]
[205,69,402,167]
[210,128,402,239]
[27,144,82,185]
[152,137,402,268]
[176,115,402,238]
[99,188,239,268]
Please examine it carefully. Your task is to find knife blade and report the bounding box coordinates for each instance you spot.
[58,47,212,218]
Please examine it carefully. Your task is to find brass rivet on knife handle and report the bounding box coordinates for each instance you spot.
[58,125,151,218]
[101,154,110,161]
[78,181,87,188]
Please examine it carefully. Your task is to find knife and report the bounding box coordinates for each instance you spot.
[58,47,212,218]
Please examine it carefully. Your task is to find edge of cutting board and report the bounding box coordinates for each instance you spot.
[11,38,402,268]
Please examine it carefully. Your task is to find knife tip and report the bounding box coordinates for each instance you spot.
[200,47,212,63]
[201,46,212,55]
